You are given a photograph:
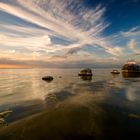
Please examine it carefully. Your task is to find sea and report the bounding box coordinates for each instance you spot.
[0,68,140,140]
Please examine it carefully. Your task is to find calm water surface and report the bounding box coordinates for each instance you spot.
[0,68,140,140]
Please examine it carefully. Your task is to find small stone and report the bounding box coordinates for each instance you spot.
[110,70,120,74]
[42,76,53,82]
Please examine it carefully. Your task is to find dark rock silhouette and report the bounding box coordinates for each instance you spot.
[122,60,140,73]
[42,76,53,82]
[122,64,140,73]
[122,72,140,78]
[122,60,140,78]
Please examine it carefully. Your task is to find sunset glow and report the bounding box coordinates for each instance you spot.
[0,0,140,68]
[0,64,32,69]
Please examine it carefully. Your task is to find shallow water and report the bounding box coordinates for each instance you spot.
[0,68,140,140]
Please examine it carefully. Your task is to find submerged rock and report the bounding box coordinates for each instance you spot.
[0,110,12,126]
[42,76,53,82]
[78,68,92,76]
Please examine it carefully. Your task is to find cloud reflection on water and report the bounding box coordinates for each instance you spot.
[1,69,140,139]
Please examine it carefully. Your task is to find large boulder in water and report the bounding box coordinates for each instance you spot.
[78,68,92,76]
[122,64,140,73]
[122,72,140,78]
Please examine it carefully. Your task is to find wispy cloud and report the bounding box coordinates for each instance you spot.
[121,27,140,57]
[120,26,140,38]
[127,39,140,56]
[128,39,137,50]
[0,0,139,67]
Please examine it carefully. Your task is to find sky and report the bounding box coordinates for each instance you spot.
[0,0,140,68]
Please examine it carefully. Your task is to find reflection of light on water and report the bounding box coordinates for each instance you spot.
[125,82,140,102]
[79,75,92,81]
[28,70,45,100]
[44,81,111,109]
[126,87,136,101]
[1,69,140,139]
[1,69,140,121]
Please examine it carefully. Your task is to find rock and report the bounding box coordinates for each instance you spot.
[122,72,140,78]
[0,110,12,118]
[122,60,140,78]
[122,64,140,73]
[0,110,12,126]
[110,70,120,74]
[42,76,53,82]
[78,68,92,76]
[80,75,92,81]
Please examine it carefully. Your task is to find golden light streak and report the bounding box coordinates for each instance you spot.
[0,64,32,69]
